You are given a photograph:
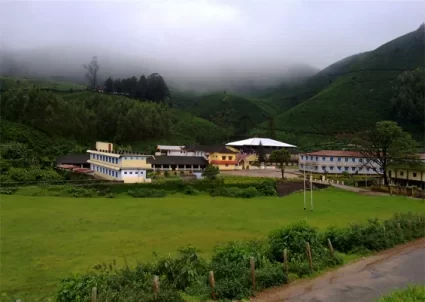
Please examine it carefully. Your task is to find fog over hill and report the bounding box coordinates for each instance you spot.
[1,1,424,92]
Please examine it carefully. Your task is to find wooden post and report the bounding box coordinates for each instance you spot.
[91,287,97,302]
[209,271,216,300]
[305,242,313,271]
[327,238,334,258]
[283,249,288,275]
[250,257,256,292]
[153,275,160,296]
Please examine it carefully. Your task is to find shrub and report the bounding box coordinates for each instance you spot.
[0,187,17,195]
[164,171,170,177]
[256,260,287,290]
[63,186,94,198]
[255,180,277,196]
[183,186,199,195]
[209,186,259,198]
[202,165,219,180]
[127,188,167,198]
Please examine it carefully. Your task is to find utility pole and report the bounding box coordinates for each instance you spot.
[303,164,306,210]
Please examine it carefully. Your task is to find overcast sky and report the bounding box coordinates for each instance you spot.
[1,0,424,70]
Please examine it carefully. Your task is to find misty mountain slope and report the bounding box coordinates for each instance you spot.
[261,25,425,113]
[189,92,277,124]
[267,25,425,135]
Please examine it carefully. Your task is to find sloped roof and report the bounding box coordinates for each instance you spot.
[147,156,208,165]
[157,145,184,151]
[56,154,89,165]
[303,150,362,157]
[226,138,296,148]
[185,145,237,154]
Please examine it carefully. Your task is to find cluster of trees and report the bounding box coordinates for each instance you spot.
[0,88,173,144]
[103,73,170,103]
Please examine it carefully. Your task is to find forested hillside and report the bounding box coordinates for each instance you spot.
[260,25,425,138]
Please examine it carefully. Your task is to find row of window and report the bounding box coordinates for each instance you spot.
[300,164,381,172]
[300,155,364,163]
[91,154,119,164]
[93,165,119,177]
[91,154,147,163]
[391,171,418,177]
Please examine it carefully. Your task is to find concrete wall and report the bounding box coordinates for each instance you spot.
[96,141,113,151]
[299,155,380,175]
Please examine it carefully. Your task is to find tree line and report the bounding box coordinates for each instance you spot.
[103,73,170,103]
[83,56,170,103]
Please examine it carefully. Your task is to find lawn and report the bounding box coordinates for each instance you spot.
[1,188,424,300]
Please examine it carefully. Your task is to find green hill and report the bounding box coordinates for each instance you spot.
[266,25,425,135]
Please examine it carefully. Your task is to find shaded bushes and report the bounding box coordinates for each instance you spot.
[127,188,167,198]
[56,212,425,301]
[210,186,259,198]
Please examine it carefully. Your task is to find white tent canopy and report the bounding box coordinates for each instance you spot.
[226,138,296,148]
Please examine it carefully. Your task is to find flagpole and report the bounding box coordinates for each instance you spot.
[303,162,306,210]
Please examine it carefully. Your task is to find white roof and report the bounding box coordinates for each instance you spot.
[226,138,296,148]
[157,145,184,151]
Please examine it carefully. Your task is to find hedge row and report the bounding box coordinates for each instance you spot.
[56,212,425,302]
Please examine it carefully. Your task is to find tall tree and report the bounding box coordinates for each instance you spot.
[356,121,417,185]
[146,73,170,103]
[83,56,100,89]
[104,77,114,93]
[390,68,425,135]
[269,149,291,179]
[257,141,266,163]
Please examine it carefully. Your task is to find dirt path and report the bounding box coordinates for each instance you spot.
[252,238,425,302]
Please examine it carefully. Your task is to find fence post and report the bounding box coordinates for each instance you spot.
[283,249,288,275]
[209,271,216,300]
[153,275,160,296]
[250,257,256,292]
[305,242,313,271]
[327,238,334,258]
[91,287,97,302]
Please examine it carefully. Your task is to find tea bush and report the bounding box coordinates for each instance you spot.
[183,186,199,195]
[209,186,259,198]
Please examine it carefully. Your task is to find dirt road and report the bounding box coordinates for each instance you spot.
[252,238,425,302]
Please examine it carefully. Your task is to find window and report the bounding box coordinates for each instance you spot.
[222,156,226,160]
[338,157,341,162]
[300,164,304,168]
[330,157,334,162]
[400,171,404,176]
[351,167,355,171]
[345,167,349,171]
[225,164,229,167]
[338,166,341,170]
[330,166,334,170]
[322,157,326,161]
[345,158,348,162]
[322,166,326,170]
[129,172,133,174]
[310,156,313,160]
[229,156,233,160]
[359,158,363,163]
[301,155,304,160]
[124,172,127,174]
[367,168,370,171]
[413,172,417,177]
[316,156,319,161]
[352,158,355,162]
[130,157,133,160]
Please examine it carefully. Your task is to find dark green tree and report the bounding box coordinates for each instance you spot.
[104,77,114,93]
[146,73,170,103]
[257,141,266,163]
[269,149,291,179]
[202,165,220,180]
[357,121,417,185]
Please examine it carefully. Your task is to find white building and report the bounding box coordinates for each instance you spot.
[299,150,381,175]
[87,142,153,183]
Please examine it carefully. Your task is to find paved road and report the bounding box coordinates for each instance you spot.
[253,239,425,302]
[221,169,300,179]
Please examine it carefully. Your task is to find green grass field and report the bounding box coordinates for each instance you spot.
[1,188,424,300]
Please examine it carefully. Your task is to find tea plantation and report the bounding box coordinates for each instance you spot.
[1,188,424,301]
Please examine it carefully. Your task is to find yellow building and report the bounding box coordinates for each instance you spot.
[87,141,153,183]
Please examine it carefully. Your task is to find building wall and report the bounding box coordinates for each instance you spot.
[390,170,425,182]
[120,156,151,169]
[298,154,381,174]
[209,152,237,170]
[120,169,147,183]
[96,142,113,151]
